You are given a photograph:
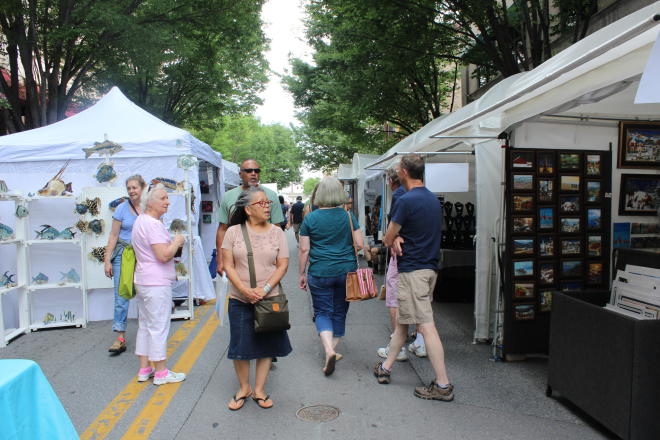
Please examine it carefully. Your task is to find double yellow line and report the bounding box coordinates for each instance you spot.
[81,303,219,440]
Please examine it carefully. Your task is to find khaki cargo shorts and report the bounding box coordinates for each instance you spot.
[397,269,438,325]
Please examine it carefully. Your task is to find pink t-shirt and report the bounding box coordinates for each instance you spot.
[221,223,288,303]
[131,214,175,286]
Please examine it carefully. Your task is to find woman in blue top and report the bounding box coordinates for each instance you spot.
[298,176,363,376]
[103,175,147,354]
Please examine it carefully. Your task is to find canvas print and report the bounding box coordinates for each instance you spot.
[631,223,659,234]
[514,282,535,299]
[511,151,534,169]
[588,235,602,257]
[202,214,212,224]
[587,208,602,230]
[539,290,553,312]
[513,174,534,191]
[514,304,535,321]
[561,281,583,292]
[586,181,601,203]
[539,262,555,285]
[586,154,601,176]
[561,260,583,278]
[559,196,580,213]
[512,238,535,256]
[560,175,580,191]
[618,121,660,169]
[619,174,660,216]
[201,201,213,213]
[588,262,603,284]
[513,217,534,233]
[538,179,554,202]
[561,238,581,255]
[559,153,581,170]
[512,195,534,212]
[538,153,555,175]
[539,235,555,257]
[560,217,580,233]
[613,222,631,248]
[539,207,554,230]
[513,260,534,277]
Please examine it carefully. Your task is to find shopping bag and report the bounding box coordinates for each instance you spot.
[118,245,137,300]
[215,273,229,326]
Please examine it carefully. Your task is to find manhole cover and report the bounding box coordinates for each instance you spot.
[296,405,341,422]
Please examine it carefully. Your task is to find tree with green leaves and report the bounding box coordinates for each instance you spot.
[303,177,321,196]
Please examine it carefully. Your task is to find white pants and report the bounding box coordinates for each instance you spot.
[135,284,172,362]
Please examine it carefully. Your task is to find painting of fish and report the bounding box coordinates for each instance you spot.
[0,222,15,240]
[95,163,117,184]
[38,160,73,196]
[82,139,124,158]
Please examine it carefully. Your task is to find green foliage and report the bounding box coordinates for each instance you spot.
[190,116,303,189]
[303,178,321,196]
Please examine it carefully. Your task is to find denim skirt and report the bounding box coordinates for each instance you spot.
[227,298,292,360]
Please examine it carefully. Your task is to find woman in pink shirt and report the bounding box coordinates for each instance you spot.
[131,184,185,386]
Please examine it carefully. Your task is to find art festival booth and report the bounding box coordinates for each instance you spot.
[0,87,223,346]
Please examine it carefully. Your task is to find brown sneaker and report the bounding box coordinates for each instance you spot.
[373,362,391,384]
[108,338,127,353]
[414,381,454,401]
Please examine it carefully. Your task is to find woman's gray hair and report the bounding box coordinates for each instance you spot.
[141,183,167,212]
[314,176,348,208]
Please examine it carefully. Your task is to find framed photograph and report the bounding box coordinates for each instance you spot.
[587,208,602,231]
[561,260,583,278]
[538,262,556,285]
[559,195,580,213]
[513,282,535,299]
[201,201,213,213]
[587,262,603,284]
[560,175,581,192]
[560,217,580,233]
[559,153,581,170]
[538,153,555,175]
[538,179,554,202]
[512,216,535,234]
[587,235,602,257]
[613,222,631,248]
[512,174,534,191]
[631,222,659,234]
[538,207,554,230]
[561,281,583,292]
[539,235,555,257]
[512,238,535,256]
[619,174,660,216]
[202,214,212,224]
[560,238,581,256]
[514,303,536,321]
[586,180,602,203]
[586,154,602,176]
[513,260,534,277]
[539,290,553,312]
[511,151,535,169]
[512,195,534,213]
[617,121,660,169]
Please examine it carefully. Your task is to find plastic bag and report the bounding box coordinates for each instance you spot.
[118,245,137,300]
[215,273,229,326]
[209,249,217,279]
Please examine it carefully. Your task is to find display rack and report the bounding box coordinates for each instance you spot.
[169,178,195,321]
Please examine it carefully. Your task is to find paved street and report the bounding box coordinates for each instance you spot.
[0,230,611,439]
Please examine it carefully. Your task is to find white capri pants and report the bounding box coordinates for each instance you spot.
[135,284,172,362]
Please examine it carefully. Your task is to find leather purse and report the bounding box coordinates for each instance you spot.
[345,212,378,301]
[240,224,291,333]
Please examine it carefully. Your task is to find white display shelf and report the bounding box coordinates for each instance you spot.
[0,193,24,201]
[0,238,22,245]
[30,318,85,331]
[171,309,192,320]
[26,239,80,245]
[0,284,23,296]
[27,195,75,201]
[4,327,25,341]
[28,283,81,292]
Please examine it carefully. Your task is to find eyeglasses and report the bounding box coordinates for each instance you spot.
[251,200,273,208]
[241,168,261,174]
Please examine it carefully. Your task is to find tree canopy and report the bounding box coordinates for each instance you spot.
[303,177,321,196]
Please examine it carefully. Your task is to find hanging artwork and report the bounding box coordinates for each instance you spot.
[38,160,73,196]
[617,121,660,169]
[618,174,660,216]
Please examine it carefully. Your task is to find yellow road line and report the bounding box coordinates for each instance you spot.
[121,312,219,439]
[80,304,212,440]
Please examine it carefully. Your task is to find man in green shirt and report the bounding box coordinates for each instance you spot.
[215,158,284,274]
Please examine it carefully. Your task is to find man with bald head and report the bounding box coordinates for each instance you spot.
[215,159,284,274]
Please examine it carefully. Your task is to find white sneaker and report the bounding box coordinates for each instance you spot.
[408,342,427,358]
[377,346,408,361]
[137,367,155,382]
[153,370,186,385]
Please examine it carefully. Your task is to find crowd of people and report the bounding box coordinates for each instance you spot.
[102,154,452,407]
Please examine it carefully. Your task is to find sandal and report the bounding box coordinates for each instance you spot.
[228,389,252,411]
[323,354,337,376]
[335,353,343,362]
[252,394,273,409]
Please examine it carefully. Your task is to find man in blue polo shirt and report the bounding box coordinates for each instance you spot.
[373,154,453,402]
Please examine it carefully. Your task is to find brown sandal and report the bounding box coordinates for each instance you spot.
[252,395,273,409]
[323,354,337,376]
[228,390,252,411]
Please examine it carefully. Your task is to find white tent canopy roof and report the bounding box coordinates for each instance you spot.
[0,87,222,167]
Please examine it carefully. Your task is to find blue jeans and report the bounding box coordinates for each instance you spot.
[112,247,130,332]
[308,273,350,337]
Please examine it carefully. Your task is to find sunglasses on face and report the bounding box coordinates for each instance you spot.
[251,200,273,208]
[241,168,261,174]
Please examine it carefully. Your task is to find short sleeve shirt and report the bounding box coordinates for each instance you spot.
[112,200,137,242]
[218,186,284,225]
[290,202,305,224]
[390,187,442,273]
[132,214,175,285]
[221,224,288,302]
[300,208,359,277]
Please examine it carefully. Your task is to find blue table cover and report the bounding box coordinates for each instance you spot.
[0,359,78,440]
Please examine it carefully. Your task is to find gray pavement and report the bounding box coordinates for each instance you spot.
[0,229,612,439]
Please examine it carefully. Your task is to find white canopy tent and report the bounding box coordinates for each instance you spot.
[366,2,660,343]
[350,153,381,236]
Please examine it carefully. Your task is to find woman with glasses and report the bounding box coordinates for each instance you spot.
[298,176,363,376]
[222,186,291,410]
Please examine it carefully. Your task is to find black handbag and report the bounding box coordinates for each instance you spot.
[240,224,291,333]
